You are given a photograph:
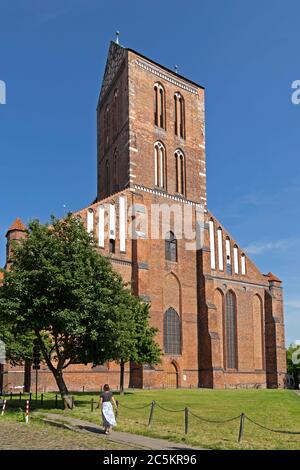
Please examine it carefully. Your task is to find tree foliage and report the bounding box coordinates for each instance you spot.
[0,215,161,407]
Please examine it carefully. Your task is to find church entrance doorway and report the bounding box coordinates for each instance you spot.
[166,362,179,388]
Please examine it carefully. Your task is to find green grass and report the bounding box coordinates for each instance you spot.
[4,389,300,450]
[0,409,133,450]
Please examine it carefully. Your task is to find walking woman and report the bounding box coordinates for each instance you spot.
[97,384,117,434]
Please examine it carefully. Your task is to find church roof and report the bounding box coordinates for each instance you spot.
[6,218,26,236]
[265,272,282,283]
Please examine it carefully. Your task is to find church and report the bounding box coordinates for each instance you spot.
[1,40,286,391]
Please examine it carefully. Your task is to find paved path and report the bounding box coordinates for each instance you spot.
[36,412,202,451]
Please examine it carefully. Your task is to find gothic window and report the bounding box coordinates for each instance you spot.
[105,160,110,196]
[175,149,186,195]
[174,93,185,139]
[105,105,109,147]
[113,89,119,135]
[164,307,181,355]
[113,149,118,191]
[154,83,166,129]
[154,141,166,189]
[225,290,237,369]
[165,231,177,262]
[109,238,115,254]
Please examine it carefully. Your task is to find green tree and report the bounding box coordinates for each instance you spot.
[108,299,161,394]
[286,343,300,389]
[0,215,158,408]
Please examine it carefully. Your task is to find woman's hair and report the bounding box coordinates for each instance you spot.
[103,384,110,391]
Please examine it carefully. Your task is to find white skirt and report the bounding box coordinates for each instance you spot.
[102,402,117,427]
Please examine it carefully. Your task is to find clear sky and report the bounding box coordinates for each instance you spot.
[0,0,299,346]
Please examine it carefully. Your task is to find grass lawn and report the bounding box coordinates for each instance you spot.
[0,410,134,450]
[3,388,300,450]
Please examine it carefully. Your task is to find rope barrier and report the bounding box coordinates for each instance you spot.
[245,415,300,435]
[155,402,186,413]
[189,409,241,424]
[117,402,152,410]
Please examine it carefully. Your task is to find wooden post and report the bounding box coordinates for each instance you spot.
[148,401,156,427]
[115,400,119,419]
[71,396,74,409]
[238,413,245,443]
[184,407,189,434]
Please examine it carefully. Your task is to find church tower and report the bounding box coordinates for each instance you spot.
[97,40,207,206]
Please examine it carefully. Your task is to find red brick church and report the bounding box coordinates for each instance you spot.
[1,41,286,391]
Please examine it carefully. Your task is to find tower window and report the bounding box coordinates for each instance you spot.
[165,231,177,262]
[113,149,118,191]
[225,290,237,369]
[174,93,185,139]
[105,105,109,147]
[154,83,166,129]
[175,149,186,195]
[154,141,166,189]
[164,307,181,355]
[105,160,110,196]
[113,89,119,135]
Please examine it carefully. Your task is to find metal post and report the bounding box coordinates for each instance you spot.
[238,413,245,443]
[82,386,85,393]
[91,398,94,412]
[148,401,156,427]
[29,392,32,403]
[10,392,12,400]
[55,394,58,409]
[19,392,22,402]
[41,393,44,406]
[71,396,74,409]
[185,407,189,434]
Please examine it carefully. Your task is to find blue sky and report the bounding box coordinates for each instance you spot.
[0,0,299,345]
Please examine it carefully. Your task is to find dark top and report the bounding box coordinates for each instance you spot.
[101,391,113,402]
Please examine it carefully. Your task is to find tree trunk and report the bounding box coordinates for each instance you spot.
[120,361,125,395]
[24,360,32,393]
[54,369,74,409]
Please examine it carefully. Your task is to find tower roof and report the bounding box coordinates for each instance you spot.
[6,218,26,237]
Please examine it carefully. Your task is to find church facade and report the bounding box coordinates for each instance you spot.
[2,42,286,391]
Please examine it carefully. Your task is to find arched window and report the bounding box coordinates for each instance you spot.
[165,231,177,262]
[113,149,118,191]
[174,92,185,138]
[224,290,237,369]
[154,141,166,189]
[154,83,165,129]
[164,307,181,355]
[105,160,110,196]
[175,149,186,195]
[104,104,109,147]
[113,89,119,135]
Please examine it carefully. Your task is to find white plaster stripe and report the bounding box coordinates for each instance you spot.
[98,205,105,248]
